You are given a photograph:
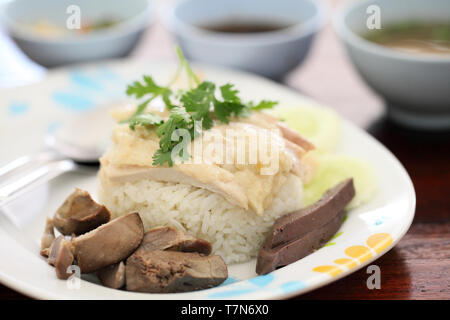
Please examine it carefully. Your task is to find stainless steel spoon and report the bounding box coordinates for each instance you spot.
[0,105,116,206]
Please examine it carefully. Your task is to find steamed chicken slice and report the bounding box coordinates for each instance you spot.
[242,112,315,151]
[100,163,249,210]
[276,121,315,152]
[100,112,315,215]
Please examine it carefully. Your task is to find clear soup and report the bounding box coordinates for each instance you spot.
[364,22,450,56]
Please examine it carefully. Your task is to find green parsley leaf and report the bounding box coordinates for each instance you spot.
[176,47,200,87]
[128,113,163,130]
[152,107,193,166]
[126,75,172,111]
[152,149,173,167]
[213,84,248,123]
[220,84,240,103]
[213,101,246,124]
[122,48,278,167]
[249,100,278,110]
[181,81,216,129]
[156,107,191,152]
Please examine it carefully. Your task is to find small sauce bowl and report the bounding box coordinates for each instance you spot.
[166,0,327,80]
[0,0,154,67]
[334,0,450,130]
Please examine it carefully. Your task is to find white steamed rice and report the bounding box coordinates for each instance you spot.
[98,174,303,264]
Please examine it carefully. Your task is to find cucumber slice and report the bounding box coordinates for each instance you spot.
[303,152,378,209]
[268,104,377,209]
[267,104,340,152]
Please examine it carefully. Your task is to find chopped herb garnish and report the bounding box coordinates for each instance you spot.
[249,100,279,111]
[127,113,163,130]
[123,47,278,166]
[126,75,172,110]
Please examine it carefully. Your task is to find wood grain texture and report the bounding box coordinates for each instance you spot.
[296,119,450,300]
[298,222,450,299]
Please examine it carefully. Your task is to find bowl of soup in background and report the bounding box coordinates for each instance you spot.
[166,0,327,80]
[335,0,450,130]
[0,0,153,67]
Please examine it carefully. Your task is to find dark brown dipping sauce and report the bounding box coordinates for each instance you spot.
[200,21,291,33]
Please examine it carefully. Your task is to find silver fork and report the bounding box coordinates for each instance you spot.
[0,158,79,206]
[0,106,115,207]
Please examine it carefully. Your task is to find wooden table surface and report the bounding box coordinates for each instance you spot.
[0,0,449,300]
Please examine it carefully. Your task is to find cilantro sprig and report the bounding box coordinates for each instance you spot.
[126,75,173,111]
[123,47,278,166]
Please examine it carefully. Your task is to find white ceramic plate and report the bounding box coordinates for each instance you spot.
[0,60,415,300]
